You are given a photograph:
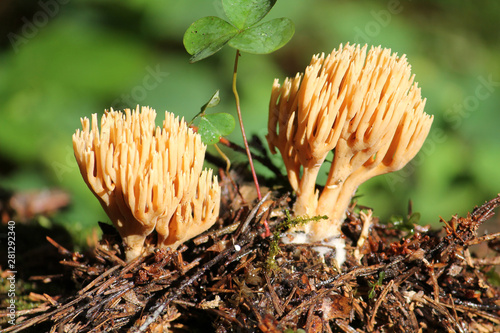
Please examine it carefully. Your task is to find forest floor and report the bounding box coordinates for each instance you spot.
[1,160,500,332]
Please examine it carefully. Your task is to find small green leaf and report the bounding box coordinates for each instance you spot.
[198,113,235,145]
[189,90,222,126]
[378,271,386,283]
[201,90,221,112]
[389,216,404,225]
[183,16,239,62]
[486,267,500,286]
[408,212,421,225]
[228,18,294,54]
[222,0,277,29]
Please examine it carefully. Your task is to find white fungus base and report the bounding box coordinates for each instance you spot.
[282,232,346,266]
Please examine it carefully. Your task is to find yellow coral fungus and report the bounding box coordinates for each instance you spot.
[267,44,433,263]
[73,106,220,261]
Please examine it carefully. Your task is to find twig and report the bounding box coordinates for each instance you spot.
[448,294,465,333]
[46,236,72,256]
[305,303,316,331]
[264,271,284,316]
[282,286,297,311]
[194,221,240,245]
[94,246,127,267]
[2,294,90,333]
[134,193,271,332]
[77,265,121,295]
[94,256,142,295]
[458,256,500,266]
[208,308,245,327]
[466,231,500,246]
[134,248,233,332]
[278,289,330,326]
[233,191,271,240]
[316,261,399,288]
[471,195,500,222]
[368,280,394,330]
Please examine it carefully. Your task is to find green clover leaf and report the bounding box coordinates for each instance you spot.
[198,113,236,145]
[183,0,294,62]
[184,16,238,63]
[222,0,277,29]
[228,18,294,54]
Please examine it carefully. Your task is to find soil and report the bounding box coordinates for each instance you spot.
[1,155,500,332]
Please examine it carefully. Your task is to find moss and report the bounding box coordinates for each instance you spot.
[266,210,327,270]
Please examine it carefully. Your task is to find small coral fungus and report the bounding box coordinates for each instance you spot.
[73,106,220,261]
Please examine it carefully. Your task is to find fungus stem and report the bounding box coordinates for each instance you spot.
[232,49,262,200]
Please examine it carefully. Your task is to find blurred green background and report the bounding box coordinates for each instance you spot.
[1,0,499,245]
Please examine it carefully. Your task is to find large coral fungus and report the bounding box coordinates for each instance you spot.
[267,43,433,264]
[73,106,220,261]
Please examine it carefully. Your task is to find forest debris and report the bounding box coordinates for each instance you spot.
[3,188,500,332]
[354,209,372,262]
[368,279,394,330]
[199,295,222,309]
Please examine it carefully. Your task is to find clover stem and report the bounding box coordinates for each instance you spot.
[232,50,262,201]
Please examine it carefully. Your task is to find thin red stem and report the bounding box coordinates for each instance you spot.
[232,50,262,200]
